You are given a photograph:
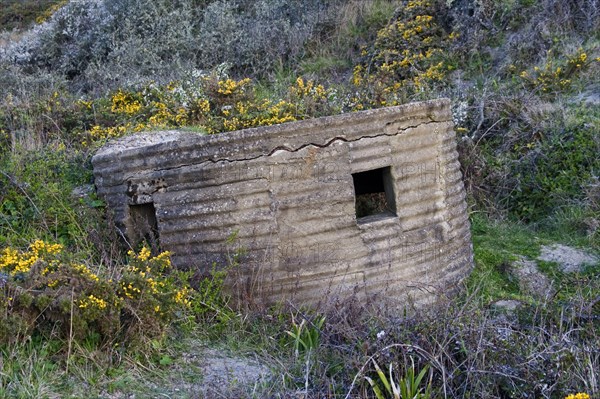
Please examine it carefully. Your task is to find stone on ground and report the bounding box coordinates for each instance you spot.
[510,256,554,299]
[537,244,599,273]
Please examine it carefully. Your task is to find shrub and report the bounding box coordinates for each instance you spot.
[0,243,195,347]
[1,0,346,94]
[350,0,456,109]
[77,73,339,145]
[197,0,335,76]
[0,0,66,32]
[516,49,597,96]
[507,108,600,221]
[2,0,115,79]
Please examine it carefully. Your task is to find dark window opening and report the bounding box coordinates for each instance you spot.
[129,202,160,254]
[352,167,396,223]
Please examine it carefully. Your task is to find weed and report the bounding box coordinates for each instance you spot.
[365,358,432,399]
[287,314,326,358]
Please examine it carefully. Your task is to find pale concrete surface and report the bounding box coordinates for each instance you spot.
[93,99,473,308]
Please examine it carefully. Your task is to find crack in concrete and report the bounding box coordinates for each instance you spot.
[267,119,439,156]
[122,119,442,184]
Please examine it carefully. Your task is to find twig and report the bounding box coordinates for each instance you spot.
[41,113,64,136]
[66,287,74,374]
[304,349,311,396]
[473,117,505,147]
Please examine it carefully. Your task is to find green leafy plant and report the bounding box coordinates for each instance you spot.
[365,358,432,399]
[286,314,326,357]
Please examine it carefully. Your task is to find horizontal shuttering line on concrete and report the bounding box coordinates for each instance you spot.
[350,129,451,168]
[158,209,274,235]
[386,146,456,176]
[158,200,273,223]
[158,219,275,244]
[162,205,356,233]
[444,206,471,230]
[159,214,359,248]
[250,249,472,303]
[242,254,472,305]
[172,248,371,280]
[92,101,451,176]
[157,187,270,211]
[395,200,446,222]
[161,219,358,254]
[157,181,269,204]
[439,186,466,209]
[94,122,454,189]
[257,225,470,279]
[360,241,467,276]
[398,205,465,238]
[275,221,362,241]
[348,140,394,166]
[336,250,470,291]
[394,182,445,205]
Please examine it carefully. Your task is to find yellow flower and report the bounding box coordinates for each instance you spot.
[79,295,107,310]
[111,90,142,115]
[198,99,210,113]
[0,248,19,271]
[138,246,151,262]
[73,263,100,282]
[565,394,590,399]
[174,287,192,307]
[217,78,251,95]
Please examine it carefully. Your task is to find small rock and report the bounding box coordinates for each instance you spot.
[491,299,522,312]
[71,184,94,198]
[490,300,522,328]
[199,348,270,397]
[510,257,554,299]
[537,244,598,273]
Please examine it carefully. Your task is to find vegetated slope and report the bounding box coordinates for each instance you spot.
[0,0,66,31]
[1,0,598,232]
[0,1,599,398]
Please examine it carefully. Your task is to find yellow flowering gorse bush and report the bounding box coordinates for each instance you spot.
[77,71,339,146]
[0,240,62,275]
[0,241,197,346]
[350,0,455,108]
[517,49,599,95]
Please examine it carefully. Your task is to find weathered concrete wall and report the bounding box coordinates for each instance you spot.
[92,98,473,308]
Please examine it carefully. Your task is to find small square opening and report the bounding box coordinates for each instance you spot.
[129,202,160,253]
[352,167,396,223]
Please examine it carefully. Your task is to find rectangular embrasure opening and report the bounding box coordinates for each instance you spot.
[352,166,397,223]
[129,202,160,253]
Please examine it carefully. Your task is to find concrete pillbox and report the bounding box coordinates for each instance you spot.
[92,98,473,309]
